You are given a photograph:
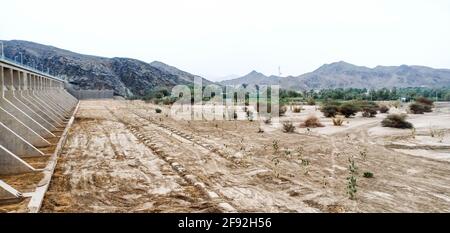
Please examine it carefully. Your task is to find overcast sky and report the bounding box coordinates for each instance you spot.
[1,0,449,80]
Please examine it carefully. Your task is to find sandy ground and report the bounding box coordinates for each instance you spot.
[41,100,450,212]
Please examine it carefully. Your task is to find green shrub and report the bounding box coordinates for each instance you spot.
[363,172,374,178]
[381,114,413,129]
[409,103,432,114]
[379,105,390,113]
[358,101,378,117]
[362,108,377,117]
[339,102,360,118]
[155,108,162,113]
[282,121,295,133]
[321,101,341,118]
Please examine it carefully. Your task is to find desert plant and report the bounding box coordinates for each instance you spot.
[271,156,281,178]
[346,157,358,200]
[300,115,324,128]
[263,117,272,125]
[155,108,162,113]
[293,106,302,113]
[362,108,377,117]
[282,121,296,133]
[339,102,360,118]
[379,105,390,113]
[363,172,374,178]
[284,149,292,159]
[358,101,378,117]
[321,103,340,118]
[332,117,344,126]
[409,102,432,114]
[272,140,280,153]
[359,147,368,161]
[381,114,413,129]
[300,158,311,175]
[415,96,434,106]
[295,146,304,159]
[257,127,264,133]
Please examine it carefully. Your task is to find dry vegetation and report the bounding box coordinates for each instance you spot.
[300,115,324,128]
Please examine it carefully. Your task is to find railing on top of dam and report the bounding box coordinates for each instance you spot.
[0,56,63,82]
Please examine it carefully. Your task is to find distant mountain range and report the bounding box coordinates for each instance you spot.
[2,40,450,98]
[220,61,450,90]
[1,40,213,97]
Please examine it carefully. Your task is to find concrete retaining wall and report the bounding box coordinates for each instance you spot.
[0,58,78,202]
[66,86,114,100]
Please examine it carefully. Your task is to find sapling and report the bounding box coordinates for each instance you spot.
[359,147,368,161]
[346,157,358,200]
[271,156,281,178]
[301,158,311,175]
[272,140,280,153]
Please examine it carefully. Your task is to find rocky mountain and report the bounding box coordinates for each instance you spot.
[150,61,214,86]
[1,40,213,97]
[220,61,450,90]
[219,70,282,86]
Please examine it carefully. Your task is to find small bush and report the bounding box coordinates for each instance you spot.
[381,114,413,129]
[339,102,360,118]
[363,172,374,178]
[409,103,432,114]
[306,97,316,106]
[321,105,339,118]
[362,108,377,117]
[415,97,434,106]
[293,106,302,113]
[282,121,295,133]
[300,115,324,128]
[359,101,378,117]
[155,108,162,113]
[263,118,272,124]
[332,117,344,126]
[379,105,390,113]
[321,101,341,118]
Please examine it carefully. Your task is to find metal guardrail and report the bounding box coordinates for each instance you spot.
[0,56,63,82]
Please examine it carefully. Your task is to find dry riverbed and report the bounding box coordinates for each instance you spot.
[41,100,450,212]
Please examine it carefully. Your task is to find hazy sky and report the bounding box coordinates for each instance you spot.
[1,0,450,80]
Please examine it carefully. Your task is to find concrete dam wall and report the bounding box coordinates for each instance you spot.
[0,58,78,204]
